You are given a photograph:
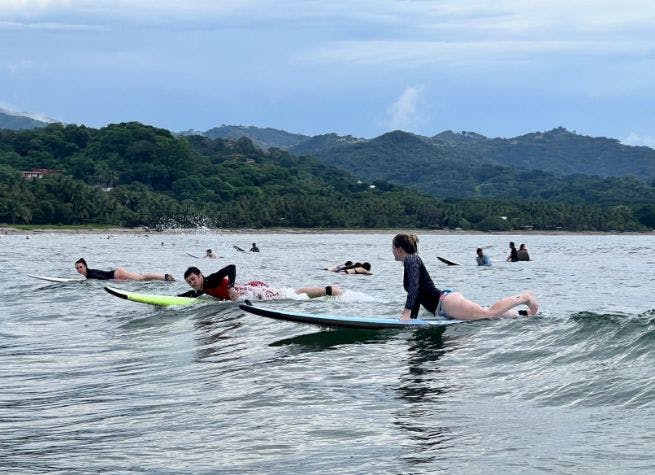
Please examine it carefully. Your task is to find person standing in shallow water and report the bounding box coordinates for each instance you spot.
[507,241,518,262]
[249,243,260,252]
[476,248,492,266]
[392,234,538,321]
[517,244,530,261]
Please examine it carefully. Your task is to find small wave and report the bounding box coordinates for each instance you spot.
[569,310,655,328]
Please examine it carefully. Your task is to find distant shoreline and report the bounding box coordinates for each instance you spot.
[1,225,653,236]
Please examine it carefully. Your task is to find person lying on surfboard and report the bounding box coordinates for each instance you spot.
[325,260,353,272]
[75,258,175,281]
[204,249,219,259]
[178,264,342,301]
[336,262,372,275]
[392,234,538,321]
[325,261,372,274]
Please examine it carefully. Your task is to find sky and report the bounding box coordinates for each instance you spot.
[1,0,655,146]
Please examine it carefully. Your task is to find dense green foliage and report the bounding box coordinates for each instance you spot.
[433,127,655,179]
[289,130,655,204]
[0,122,652,231]
[196,125,655,183]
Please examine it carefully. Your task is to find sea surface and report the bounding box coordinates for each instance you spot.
[1,231,654,474]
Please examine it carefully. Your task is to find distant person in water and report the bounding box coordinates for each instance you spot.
[249,243,260,252]
[75,258,175,281]
[326,261,353,272]
[476,248,492,266]
[338,262,372,275]
[179,264,342,301]
[204,249,219,259]
[517,244,530,261]
[392,234,538,321]
[507,241,518,262]
[326,261,372,274]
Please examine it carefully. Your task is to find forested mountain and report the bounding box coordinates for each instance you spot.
[0,109,52,130]
[288,133,366,155]
[288,130,655,205]
[431,127,655,179]
[201,124,655,184]
[1,122,654,231]
[198,125,310,150]
[0,123,461,229]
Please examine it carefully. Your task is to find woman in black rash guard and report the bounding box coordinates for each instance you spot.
[392,234,538,321]
[74,258,175,281]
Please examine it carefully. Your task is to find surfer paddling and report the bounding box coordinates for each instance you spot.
[179,264,342,300]
[326,261,373,275]
[392,234,538,321]
[75,258,175,281]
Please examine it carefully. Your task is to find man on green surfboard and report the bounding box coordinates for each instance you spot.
[179,264,342,301]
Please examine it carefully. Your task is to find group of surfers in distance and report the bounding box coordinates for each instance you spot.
[73,232,539,321]
[476,241,531,266]
[203,245,258,259]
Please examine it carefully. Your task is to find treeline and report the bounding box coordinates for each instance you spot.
[0,122,653,231]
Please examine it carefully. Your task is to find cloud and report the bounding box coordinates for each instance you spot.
[621,132,655,149]
[383,85,426,132]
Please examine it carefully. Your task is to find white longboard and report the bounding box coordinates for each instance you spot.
[27,274,85,283]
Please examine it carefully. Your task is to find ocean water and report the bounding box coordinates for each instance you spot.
[1,231,654,473]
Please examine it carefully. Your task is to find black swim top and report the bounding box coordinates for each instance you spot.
[85,268,115,280]
[403,254,441,317]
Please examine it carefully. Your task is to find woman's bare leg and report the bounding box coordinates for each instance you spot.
[441,291,538,321]
[113,268,173,281]
[295,285,343,298]
[440,292,494,320]
[487,292,538,316]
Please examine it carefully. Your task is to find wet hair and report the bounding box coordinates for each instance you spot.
[509,242,515,247]
[75,258,87,268]
[476,248,483,254]
[519,243,526,250]
[206,249,212,253]
[362,262,371,271]
[392,234,419,254]
[184,266,202,279]
[344,260,353,267]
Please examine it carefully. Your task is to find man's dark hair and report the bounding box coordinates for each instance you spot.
[184,266,202,279]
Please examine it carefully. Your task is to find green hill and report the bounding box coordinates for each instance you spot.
[0,123,458,229]
[187,125,655,183]
[1,122,653,231]
[0,109,51,130]
[200,125,310,150]
[287,129,655,204]
[433,127,655,179]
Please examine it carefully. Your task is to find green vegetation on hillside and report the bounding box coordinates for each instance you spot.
[291,129,655,204]
[0,122,652,231]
